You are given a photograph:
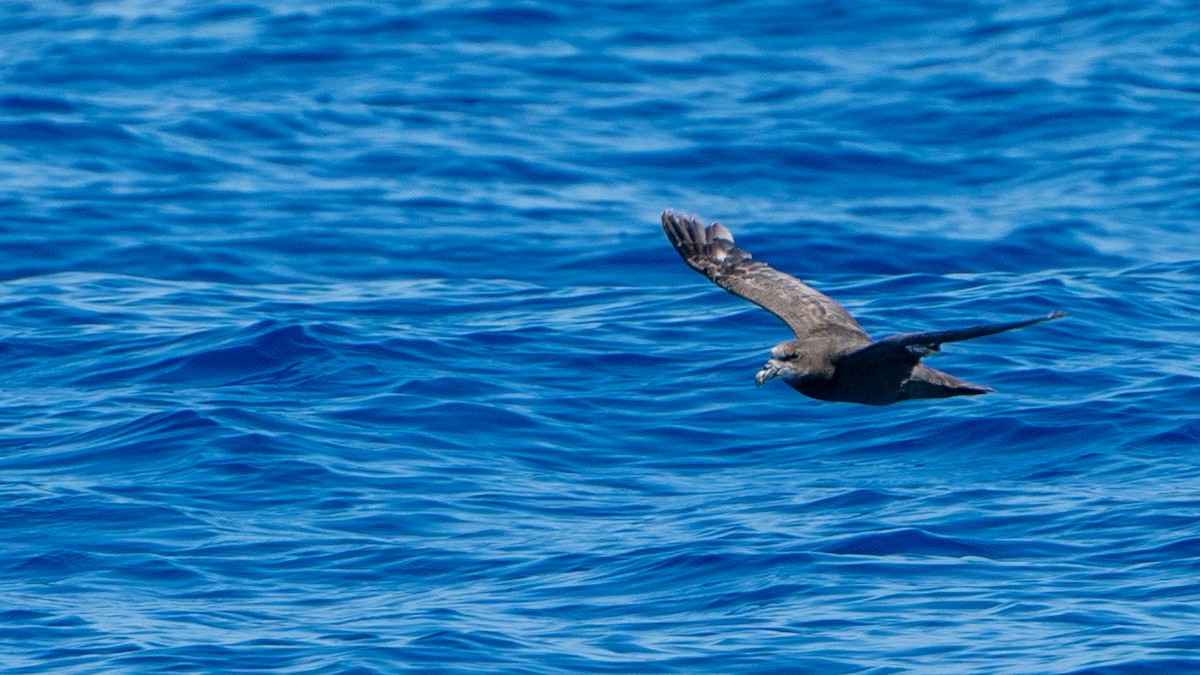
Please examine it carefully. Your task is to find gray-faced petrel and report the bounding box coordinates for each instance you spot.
[661,211,1064,405]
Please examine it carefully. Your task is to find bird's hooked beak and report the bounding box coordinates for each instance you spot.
[755,361,781,388]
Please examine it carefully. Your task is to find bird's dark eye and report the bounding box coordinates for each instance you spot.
[778,353,798,361]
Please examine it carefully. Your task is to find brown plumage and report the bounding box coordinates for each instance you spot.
[661,210,1064,405]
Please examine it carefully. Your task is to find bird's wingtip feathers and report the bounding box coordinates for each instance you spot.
[662,210,740,265]
[709,222,734,243]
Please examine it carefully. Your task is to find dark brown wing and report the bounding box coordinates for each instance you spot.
[839,311,1066,367]
[661,210,869,341]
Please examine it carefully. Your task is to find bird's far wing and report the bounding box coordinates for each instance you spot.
[839,311,1066,366]
[661,210,869,341]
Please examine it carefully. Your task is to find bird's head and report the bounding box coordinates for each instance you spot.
[755,341,806,387]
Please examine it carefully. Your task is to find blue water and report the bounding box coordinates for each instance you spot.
[2,1,1199,672]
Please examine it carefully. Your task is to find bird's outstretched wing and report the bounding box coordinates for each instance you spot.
[839,311,1066,367]
[661,211,869,341]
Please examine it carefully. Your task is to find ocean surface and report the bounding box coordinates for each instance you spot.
[2,1,1199,672]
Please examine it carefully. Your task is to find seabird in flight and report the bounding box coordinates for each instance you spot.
[661,210,1064,405]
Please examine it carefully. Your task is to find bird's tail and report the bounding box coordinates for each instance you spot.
[902,365,994,400]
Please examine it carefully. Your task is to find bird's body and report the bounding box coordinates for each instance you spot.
[661,211,1063,405]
